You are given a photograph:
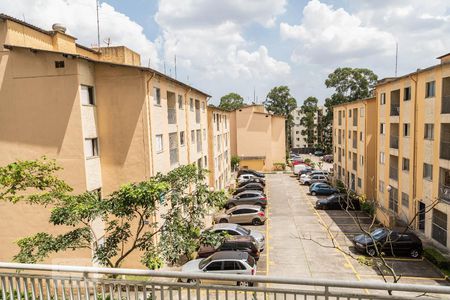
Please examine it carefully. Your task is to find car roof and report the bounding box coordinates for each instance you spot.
[209,251,249,260]
[225,235,256,242]
[212,223,240,230]
[236,191,261,195]
[229,204,261,210]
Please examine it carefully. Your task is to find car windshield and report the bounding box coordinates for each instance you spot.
[198,256,212,269]
[370,228,388,240]
[236,225,251,235]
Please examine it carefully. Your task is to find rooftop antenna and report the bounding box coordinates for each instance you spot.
[22,14,26,22]
[253,87,256,103]
[395,42,398,77]
[174,55,177,79]
[103,37,110,47]
[96,0,101,48]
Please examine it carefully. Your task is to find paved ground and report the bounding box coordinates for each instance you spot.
[265,172,449,289]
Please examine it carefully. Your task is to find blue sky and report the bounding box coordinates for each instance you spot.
[1,0,449,106]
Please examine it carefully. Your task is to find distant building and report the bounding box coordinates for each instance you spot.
[230,105,286,171]
[291,106,325,150]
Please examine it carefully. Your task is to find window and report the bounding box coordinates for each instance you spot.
[432,209,447,246]
[202,101,206,112]
[357,177,362,188]
[343,110,345,118]
[155,134,163,152]
[348,130,351,139]
[360,132,363,141]
[190,98,194,111]
[379,152,385,164]
[84,138,99,158]
[379,180,384,193]
[403,123,410,137]
[424,124,434,140]
[380,123,386,134]
[349,109,352,117]
[402,157,410,171]
[178,95,183,109]
[191,130,195,143]
[80,85,95,105]
[360,107,365,117]
[153,87,161,105]
[55,60,65,68]
[180,131,185,146]
[426,81,436,98]
[204,156,207,167]
[404,87,411,101]
[205,262,222,271]
[423,163,433,180]
[401,192,409,208]
[360,155,364,166]
[380,93,386,105]
[203,129,206,140]
[348,151,351,159]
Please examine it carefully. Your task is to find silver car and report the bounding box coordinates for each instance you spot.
[214,205,266,225]
[207,223,265,251]
[181,251,256,286]
[300,174,329,185]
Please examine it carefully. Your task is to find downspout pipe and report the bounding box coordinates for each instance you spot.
[146,72,156,177]
[409,70,419,228]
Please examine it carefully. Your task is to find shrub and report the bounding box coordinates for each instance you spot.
[231,156,240,171]
[273,162,286,171]
[423,248,450,270]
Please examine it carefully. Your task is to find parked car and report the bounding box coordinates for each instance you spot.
[225,191,267,209]
[237,169,265,178]
[353,228,423,258]
[206,223,265,251]
[237,177,266,187]
[309,183,338,196]
[322,154,333,163]
[315,193,360,210]
[214,205,266,225]
[233,183,265,195]
[180,251,256,286]
[299,170,329,179]
[297,167,314,177]
[197,235,260,260]
[293,164,309,175]
[314,150,324,156]
[300,174,329,185]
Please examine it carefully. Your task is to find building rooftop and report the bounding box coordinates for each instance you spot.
[331,96,375,108]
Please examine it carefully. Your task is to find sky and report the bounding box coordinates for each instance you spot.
[1,0,449,106]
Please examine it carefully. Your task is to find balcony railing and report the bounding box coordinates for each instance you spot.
[390,135,399,149]
[169,148,178,165]
[441,141,450,160]
[3,262,450,300]
[168,108,177,124]
[442,95,450,114]
[439,184,450,203]
[390,106,400,116]
[389,166,398,181]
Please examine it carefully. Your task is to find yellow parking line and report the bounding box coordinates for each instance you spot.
[381,257,424,262]
[358,274,447,281]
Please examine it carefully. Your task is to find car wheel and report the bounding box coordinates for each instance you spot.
[252,218,263,225]
[410,248,420,258]
[367,248,376,257]
[237,281,253,287]
[311,191,316,196]
[219,218,228,223]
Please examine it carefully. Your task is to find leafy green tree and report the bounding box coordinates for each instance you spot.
[9,162,227,268]
[264,86,297,150]
[300,97,319,148]
[219,93,244,111]
[323,68,378,153]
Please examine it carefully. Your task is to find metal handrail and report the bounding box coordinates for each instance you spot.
[1,262,450,295]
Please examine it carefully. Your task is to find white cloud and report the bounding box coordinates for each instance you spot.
[0,0,158,66]
[280,0,396,65]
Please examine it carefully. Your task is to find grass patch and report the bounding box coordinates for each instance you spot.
[423,247,450,278]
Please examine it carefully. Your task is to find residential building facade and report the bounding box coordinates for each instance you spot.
[291,107,308,148]
[376,54,450,250]
[332,98,377,199]
[0,15,209,267]
[230,105,286,171]
[207,107,232,190]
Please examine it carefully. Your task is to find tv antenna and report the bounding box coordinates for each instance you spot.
[96,0,101,48]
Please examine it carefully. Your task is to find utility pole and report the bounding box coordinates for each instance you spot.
[96,0,101,48]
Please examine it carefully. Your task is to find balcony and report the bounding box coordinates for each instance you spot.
[2,262,450,300]
[390,135,399,149]
[390,106,400,116]
[389,187,398,213]
[169,148,179,165]
[440,124,450,160]
[442,96,450,114]
[389,166,398,181]
[390,89,400,116]
[167,108,177,124]
[439,184,450,203]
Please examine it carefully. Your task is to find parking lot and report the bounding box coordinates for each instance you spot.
[264,172,449,287]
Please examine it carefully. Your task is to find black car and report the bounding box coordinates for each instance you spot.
[233,183,265,195]
[237,169,265,178]
[315,194,360,210]
[197,236,260,260]
[353,228,423,258]
[238,177,266,187]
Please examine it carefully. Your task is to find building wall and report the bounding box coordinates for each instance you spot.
[230,105,286,171]
[291,107,307,148]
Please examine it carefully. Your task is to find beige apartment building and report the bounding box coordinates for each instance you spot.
[207,107,232,190]
[332,98,377,199]
[230,105,286,171]
[376,54,450,250]
[0,14,210,266]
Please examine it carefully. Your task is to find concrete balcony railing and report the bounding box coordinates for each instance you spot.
[1,262,450,300]
[441,95,450,114]
[168,108,177,124]
[390,136,399,149]
[439,184,450,203]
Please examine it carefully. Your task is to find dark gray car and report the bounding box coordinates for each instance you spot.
[225,191,267,209]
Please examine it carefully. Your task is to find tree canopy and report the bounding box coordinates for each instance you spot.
[300,97,319,148]
[218,92,244,111]
[3,159,227,268]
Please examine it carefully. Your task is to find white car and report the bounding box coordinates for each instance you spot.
[180,251,256,286]
[300,170,329,179]
[237,174,265,183]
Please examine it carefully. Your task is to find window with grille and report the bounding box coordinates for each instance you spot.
[432,209,447,246]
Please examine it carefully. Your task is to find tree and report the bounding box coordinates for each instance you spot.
[299,97,319,148]
[219,93,244,111]
[323,68,378,153]
[264,86,297,150]
[7,161,227,268]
